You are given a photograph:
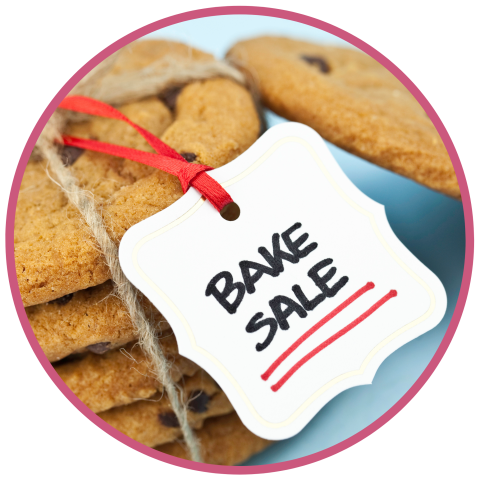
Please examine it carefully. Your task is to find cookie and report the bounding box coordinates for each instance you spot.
[55,335,199,413]
[15,39,261,307]
[15,97,172,308]
[27,280,170,361]
[98,370,233,447]
[227,36,459,199]
[157,412,272,465]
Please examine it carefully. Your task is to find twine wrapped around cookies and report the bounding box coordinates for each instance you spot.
[35,51,251,463]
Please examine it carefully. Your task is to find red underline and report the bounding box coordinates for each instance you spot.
[270,289,398,392]
[261,282,375,381]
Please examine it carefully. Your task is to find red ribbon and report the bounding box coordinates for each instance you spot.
[58,96,233,212]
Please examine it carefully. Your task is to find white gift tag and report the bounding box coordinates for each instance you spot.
[119,123,446,440]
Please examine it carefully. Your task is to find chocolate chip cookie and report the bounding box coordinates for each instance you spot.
[98,370,233,447]
[27,280,170,361]
[55,335,198,413]
[227,36,459,198]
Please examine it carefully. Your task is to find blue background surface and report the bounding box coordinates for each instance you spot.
[147,16,465,465]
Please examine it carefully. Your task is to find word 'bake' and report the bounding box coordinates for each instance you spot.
[205,223,349,351]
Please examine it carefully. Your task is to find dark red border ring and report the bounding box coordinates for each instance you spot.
[5,5,475,475]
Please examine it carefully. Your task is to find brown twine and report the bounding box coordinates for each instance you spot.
[71,54,246,104]
[34,52,251,463]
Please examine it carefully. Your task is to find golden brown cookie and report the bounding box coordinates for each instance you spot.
[98,370,233,447]
[27,280,170,362]
[15,97,173,308]
[157,412,272,465]
[55,335,199,413]
[227,36,459,199]
[15,40,261,307]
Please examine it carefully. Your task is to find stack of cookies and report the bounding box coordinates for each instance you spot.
[15,35,458,466]
[16,40,269,465]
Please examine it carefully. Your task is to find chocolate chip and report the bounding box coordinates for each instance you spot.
[159,411,180,428]
[180,152,197,163]
[54,293,74,306]
[60,146,84,166]
[187,390,210,413]
[159,86,184,111]
[301,55,330,73]
[86,342,111,354]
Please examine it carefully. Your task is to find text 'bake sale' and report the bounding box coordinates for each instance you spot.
[205,223,349,351]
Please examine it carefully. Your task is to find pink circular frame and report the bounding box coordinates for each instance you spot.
[6,6,473,475]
